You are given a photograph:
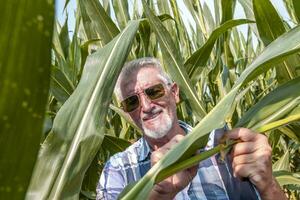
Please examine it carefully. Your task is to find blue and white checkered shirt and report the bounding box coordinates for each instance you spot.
[97,121,260,200]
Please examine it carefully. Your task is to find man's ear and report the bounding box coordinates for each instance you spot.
[171,83,180,103]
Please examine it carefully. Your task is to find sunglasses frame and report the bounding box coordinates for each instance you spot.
[120,83,169,112]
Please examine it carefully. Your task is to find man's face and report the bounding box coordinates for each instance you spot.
[120,67,179,139]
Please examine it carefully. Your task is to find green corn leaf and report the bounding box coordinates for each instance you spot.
[234,25,300,87]
[202,2,216,35]
[221,0,236,24]
[80,0,120,45]
[155,140,237,183]
[0,0,54,199]
[53,21,67,60]
[253,0,300,84]
[77,0,99,41]
[101,135,132,153]
[238,0,259,36]
[274,171,300,186]
[109,104,142,134]
[67,9,82,85]
[50,65,75,103]
[253,0,286,45]
[182,0,200,28]
[273,151,290,172]
[120,110,299,199]
[59,16,70,59]
[257,113,300,133]
[236,76,300,129]
[169,0,193,57]
[112,0,131,29]
[278,126,300,142]
[63,0,71,11]
[185,19,254,83]
[26,20,139,200]
[142,0,207,120]
[52,21,77,87]
[292,0,300,23]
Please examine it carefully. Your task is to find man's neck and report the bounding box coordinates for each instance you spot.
[145,122,185,150]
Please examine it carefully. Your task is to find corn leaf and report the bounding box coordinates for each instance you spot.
[236,76,300,129]
[253,0,286,45]
[234,25,300,87]
[80,0,120,45]
[0,0,54,199]
[253,0,300,84]
[274,171,300,186]
[26,21,139,200]
[273,151,290,171]
[292,0,300,23]
[112,0,131,29]
[77,0,98,41]
[142,0,207,120]
[258,113,300,133]
[221,0,236,24]
[238,0,259,36]
[50,65,75,103]
[185,19,254,83]
[109,104,142,134]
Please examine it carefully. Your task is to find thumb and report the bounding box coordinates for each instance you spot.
[153,144,159,151]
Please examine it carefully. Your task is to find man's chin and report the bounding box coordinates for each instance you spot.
[141,112,174,139]
[143,129,168,139]
[142,123,170,139]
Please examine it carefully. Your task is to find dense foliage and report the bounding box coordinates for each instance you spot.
[1,0,300,199]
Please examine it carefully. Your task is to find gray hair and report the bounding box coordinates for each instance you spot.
[115,57,173,100]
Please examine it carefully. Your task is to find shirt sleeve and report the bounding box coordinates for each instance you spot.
[96,160,126,200]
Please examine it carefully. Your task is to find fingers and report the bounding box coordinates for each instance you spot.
[229,128,273,193]
[230,132,270,156]
[226,128,257,142]
[227,128,270,155]
[187,164,198,178]
[150,134,198,196]
[232,147,272,169]
[233,159,271,185]
[232,153,256,166]
[231,141,256,157]
[151,134,185,166]
[231,139,269,156]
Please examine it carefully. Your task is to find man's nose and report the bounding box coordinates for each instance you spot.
[139,93,152,112]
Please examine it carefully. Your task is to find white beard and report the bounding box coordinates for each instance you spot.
[142,111,173,139]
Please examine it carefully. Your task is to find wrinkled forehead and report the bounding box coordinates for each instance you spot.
[119,67,167,98]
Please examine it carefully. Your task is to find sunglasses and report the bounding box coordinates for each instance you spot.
[121,83,166,112]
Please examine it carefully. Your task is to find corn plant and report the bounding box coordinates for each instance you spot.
[29,0,300,199]
[0,0,54,199]
[1,0,300,199]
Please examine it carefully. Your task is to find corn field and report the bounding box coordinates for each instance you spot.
[1,0,300,199]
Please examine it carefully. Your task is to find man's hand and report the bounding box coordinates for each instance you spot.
[227,128,287,200]
[149,135,198,200]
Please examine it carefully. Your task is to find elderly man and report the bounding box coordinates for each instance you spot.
[97,57,286,200]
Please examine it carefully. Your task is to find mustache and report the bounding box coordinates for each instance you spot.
[141,108,162,120]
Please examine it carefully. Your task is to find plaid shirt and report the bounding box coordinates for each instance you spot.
[97,121,260,200]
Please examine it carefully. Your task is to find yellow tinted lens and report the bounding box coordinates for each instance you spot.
[121,95,139,112]
[145,84,165,100]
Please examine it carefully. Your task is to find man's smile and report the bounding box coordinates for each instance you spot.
[142,110,163,122]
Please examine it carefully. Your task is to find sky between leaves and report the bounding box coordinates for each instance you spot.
[55,0,291,47]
